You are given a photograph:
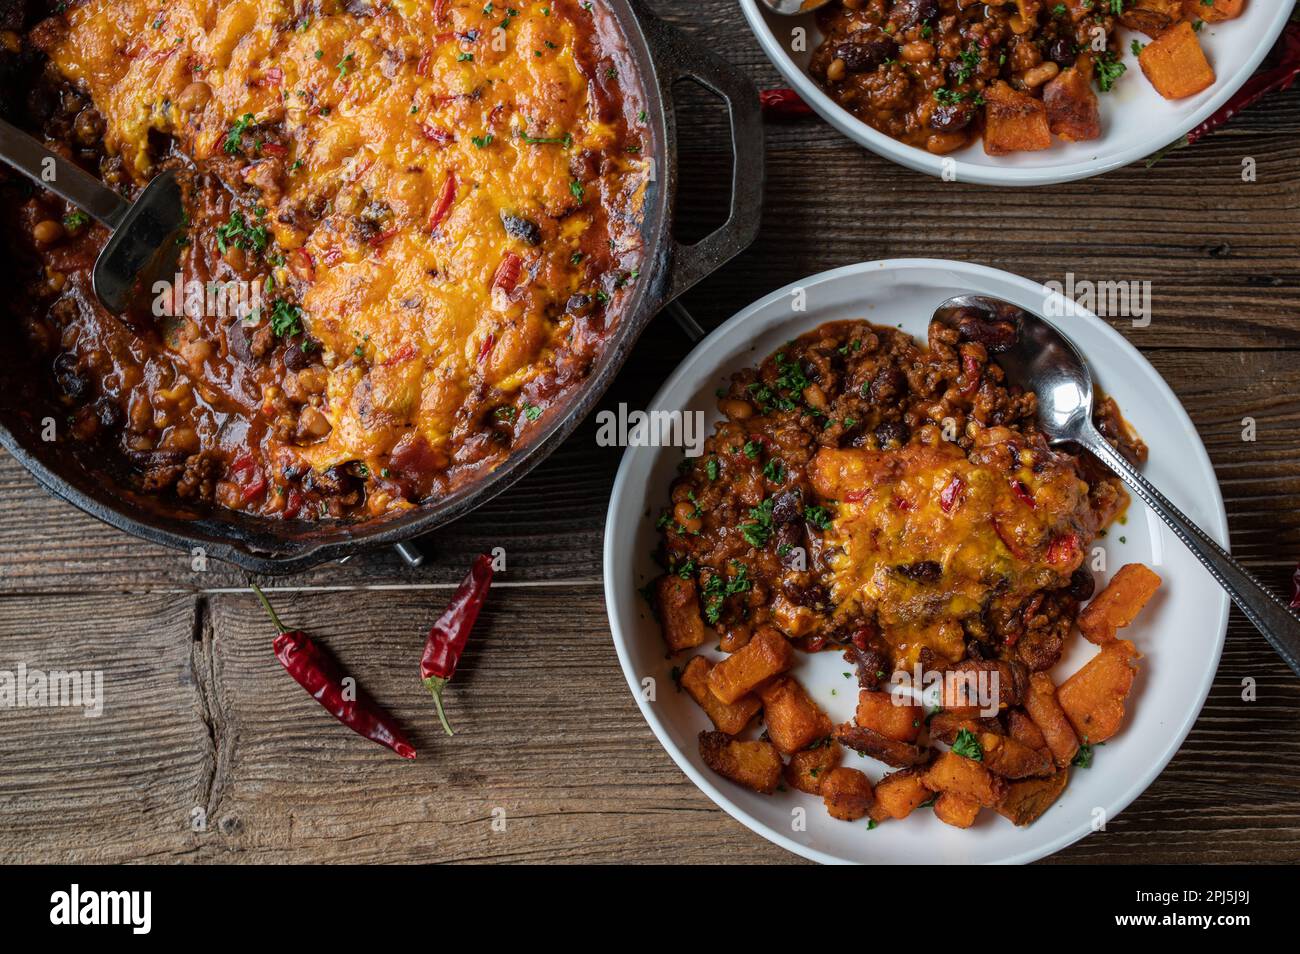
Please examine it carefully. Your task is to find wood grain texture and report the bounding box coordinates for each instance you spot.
[0,0,1297,863]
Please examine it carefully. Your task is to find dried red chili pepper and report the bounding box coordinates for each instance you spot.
[760,87,814,121]
[420,554,494,736]
[1148,21,1300,166]
[251,585,416,760]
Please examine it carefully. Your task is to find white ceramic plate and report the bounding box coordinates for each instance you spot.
[738,0,1293,186]
[604,259,1229,864]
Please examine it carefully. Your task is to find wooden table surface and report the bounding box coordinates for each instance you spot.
[2,1,1298,865]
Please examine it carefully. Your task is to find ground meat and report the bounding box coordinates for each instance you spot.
[655,318,1133,679]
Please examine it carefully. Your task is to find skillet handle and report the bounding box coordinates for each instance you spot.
[636,6,764,305]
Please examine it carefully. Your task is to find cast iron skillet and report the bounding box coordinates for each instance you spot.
[0,0,765,574]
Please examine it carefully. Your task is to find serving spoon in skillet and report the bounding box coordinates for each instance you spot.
[0,118,435,567]
[0,115,186,314]
[933,294,1300,678]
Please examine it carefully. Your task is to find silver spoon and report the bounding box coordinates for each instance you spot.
[758,0,835,14]
[0,116,186,314]
[933,294,1300,678]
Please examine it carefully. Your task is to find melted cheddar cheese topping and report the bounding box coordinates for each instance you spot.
[810,437,1097,668]
[45,0,649,505]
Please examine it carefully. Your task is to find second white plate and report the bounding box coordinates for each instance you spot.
[738,0,1293,186]
[604,259,1229,864]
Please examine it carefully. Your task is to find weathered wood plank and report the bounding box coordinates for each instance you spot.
[0,589,1294,863]
[0,593,208,863]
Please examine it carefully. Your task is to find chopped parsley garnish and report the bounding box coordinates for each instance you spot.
[803,505,832,531]
[63,210,89,229]
[738,497,775,548]
[269,300,303,338]
[223,113,255,155]
[569,180,584,200]
[337,52,354,75]
[742,440,761,460]
[700,562,751,624]
[954,46,981,84]
[471,134,494,148]
[773,351,810,396]
[763,458,785,483]
[1073,741,1095,768]
[523,403,542,421]
[705,457,719,481]
[952,728,983,761]
[214,210,270,255]
[1095,52,1126,92]
[520,129,573,146]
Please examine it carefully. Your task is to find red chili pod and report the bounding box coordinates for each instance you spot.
[252,586,416,760]
[420,554,494,736]
[760,88,814,121]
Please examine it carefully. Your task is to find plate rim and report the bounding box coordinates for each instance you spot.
[736,0,1294,187]
[603,257,1230,865]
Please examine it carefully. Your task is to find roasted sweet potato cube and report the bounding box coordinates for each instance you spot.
[834,723,930,767]
[1183,0,1244,22]
[996,768,1070,826]
[980,732,1054,779]
[1078,563,1162,644]
[868,768,931,823]
[1120,0,1184,37]
[655,575,707,652]
[922,750,1007,808]
[698,731,783,794]
[1005,709,1048,753]
[855,689,922,743]
[1024,673,1080,768]
[785,741,841,794]
[1140,21,1215,100]
[759,676,833,754]
[680,656,760,735]
[983,81,1052,155]
[929,710,1000,746]
[933,792,981,829]
[1057,639,1142,743]
[1044,58,1101,142]
[821,767,875,821]
[707,626,793,704]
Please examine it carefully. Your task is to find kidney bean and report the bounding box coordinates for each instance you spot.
[891,0,938,29]
[895,560,942,583]
[832,37,896,74]
[874,420,910,447]
[929,102,974,132]
[869,365,907,403]
[1067,568,1096,601]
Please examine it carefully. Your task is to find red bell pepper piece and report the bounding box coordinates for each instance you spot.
[1009,479,1035,509]
[492,252,522,293]
[940,475,965,514]
[427,171,457,234]
[420,554,494,735]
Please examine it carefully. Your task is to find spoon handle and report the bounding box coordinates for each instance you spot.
[1080,427,1300,677]
[0,116,129,228]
